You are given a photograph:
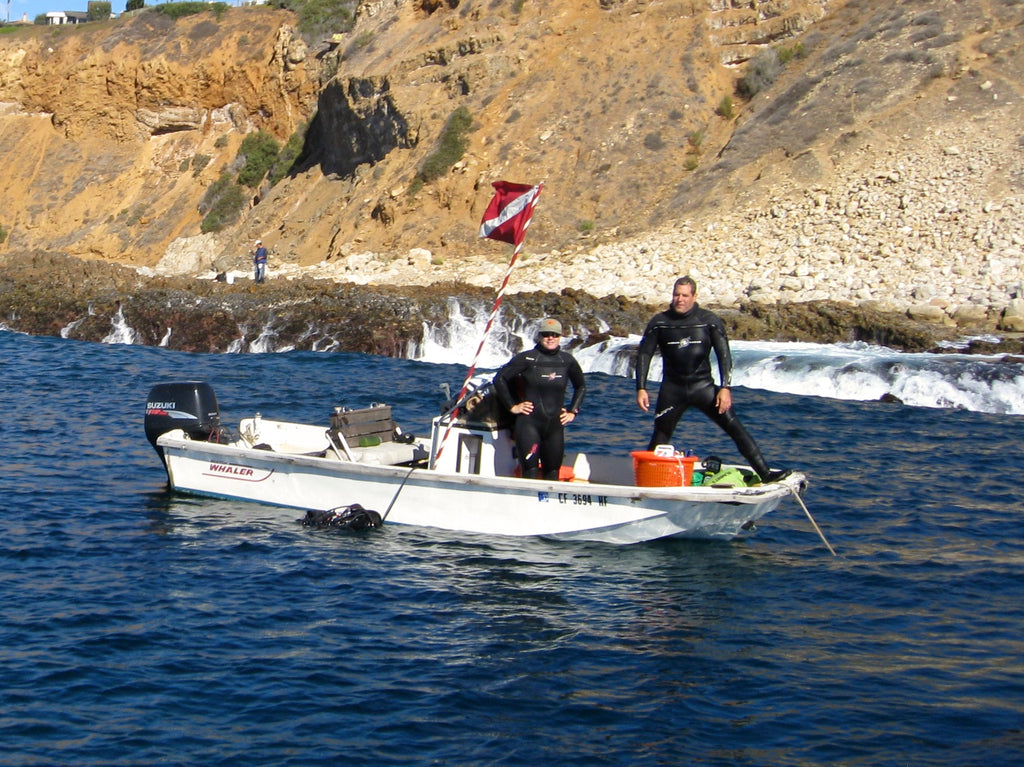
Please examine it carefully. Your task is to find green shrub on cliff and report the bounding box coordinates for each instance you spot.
[737,48,782,98]
[418,106,474,184]
[777,42,806,65]
[737,43,807,99]
[268,123,308,186]
[195,125,304,233]
[192,154,212,177]
[199,173,246,233]
[236,131,281,188]
[716,95,735,120]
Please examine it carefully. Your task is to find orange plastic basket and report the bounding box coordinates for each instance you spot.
[631,451,698,487]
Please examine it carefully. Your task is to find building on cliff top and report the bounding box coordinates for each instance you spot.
[45,11,88,25]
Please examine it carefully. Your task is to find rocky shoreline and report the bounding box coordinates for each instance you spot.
[1,2,1022,365]
[2,251,1022,359]
[143,109,1024,352]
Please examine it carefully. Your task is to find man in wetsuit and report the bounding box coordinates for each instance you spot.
[495,318,586,480]
[635,276,789,483]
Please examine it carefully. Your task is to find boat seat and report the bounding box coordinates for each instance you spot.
[333,441,428,466]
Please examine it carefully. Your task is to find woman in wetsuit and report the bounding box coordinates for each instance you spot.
[635,276,789,483]
[494,318,586,480]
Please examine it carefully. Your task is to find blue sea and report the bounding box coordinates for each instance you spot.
[2,327,1024,765]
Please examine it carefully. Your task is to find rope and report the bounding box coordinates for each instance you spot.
[789,485,837,556]
[382,465,417,522]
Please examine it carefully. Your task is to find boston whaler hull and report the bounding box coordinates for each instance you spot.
[146,382,807,545]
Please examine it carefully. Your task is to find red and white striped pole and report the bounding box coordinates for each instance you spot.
[431,182,543,468]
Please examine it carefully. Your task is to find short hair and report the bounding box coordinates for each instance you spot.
[673,276,697,293]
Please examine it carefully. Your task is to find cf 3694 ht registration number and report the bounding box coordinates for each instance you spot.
[557,492,608,506]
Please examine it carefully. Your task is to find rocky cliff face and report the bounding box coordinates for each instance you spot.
[0,0,1022,346]
[0,9,316,265]
[0,0,839,268]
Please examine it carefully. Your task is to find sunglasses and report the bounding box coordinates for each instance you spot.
[539,332,560,338]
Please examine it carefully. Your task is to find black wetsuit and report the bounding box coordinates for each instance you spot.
[635,304,771,479]
[494,345,586,480]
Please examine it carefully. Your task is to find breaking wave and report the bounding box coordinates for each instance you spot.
[75,296,1024,415]
[411,306,1024,416]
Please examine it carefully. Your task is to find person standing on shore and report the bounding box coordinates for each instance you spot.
[494,318,586,480]
[251,239,267,284]
[635,276,790,483]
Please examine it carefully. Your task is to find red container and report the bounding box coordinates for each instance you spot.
[631,451,699,487]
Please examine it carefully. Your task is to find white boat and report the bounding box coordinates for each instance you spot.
[145,381,808,545]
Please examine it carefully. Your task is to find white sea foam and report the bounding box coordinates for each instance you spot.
[102,305,142,345]
[175,300,1023,415]
[408,299,533,369]
[412,322,1024,415]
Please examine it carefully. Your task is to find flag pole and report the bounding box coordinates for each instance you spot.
[430,182,543,468]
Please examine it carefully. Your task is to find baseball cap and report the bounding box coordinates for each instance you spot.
[538,318,562,336]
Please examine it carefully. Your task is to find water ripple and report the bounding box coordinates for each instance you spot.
[2,331,1024,765]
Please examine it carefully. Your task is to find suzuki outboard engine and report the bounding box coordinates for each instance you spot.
[145,382,221,461]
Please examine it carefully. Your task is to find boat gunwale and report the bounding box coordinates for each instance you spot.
[156,429,805,505]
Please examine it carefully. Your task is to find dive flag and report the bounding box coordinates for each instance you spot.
[478,181,543,247]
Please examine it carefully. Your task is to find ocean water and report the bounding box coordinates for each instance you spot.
[2,328,1024,765]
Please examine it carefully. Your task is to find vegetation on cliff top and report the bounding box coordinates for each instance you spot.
[271,0,358,41]
[154,2,231,20]
[12,0,356,39]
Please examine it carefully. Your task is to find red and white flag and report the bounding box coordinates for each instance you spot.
[478,181,543,247]
[430,180,543,468]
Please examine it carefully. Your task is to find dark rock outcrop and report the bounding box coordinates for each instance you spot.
[2,251,1012,357]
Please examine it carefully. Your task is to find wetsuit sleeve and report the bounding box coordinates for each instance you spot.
[709,315,733,387]
[566,356,586,414]
[493,354,527,411]
[635,318,660,391]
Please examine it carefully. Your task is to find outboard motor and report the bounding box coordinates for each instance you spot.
[145,382,221,461]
